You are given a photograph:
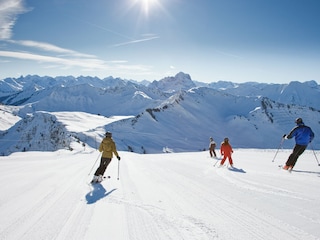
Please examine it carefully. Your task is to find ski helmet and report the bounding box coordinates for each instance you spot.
[295,118,303,124]
[105,131,112,137]
[224,137,229,143]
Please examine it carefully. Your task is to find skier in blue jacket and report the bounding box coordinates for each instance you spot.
[282,118,314,171]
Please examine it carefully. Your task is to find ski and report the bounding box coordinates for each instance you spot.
[90,175,111,185]
[278,165,292,173]
[213,156,223,167]
[215,163,227,168]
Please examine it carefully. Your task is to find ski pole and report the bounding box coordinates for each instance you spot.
[213,158,220,167]
[213,155,223,167]
[310,143,320,166]
[117,159,120,180]
[272,137,284,162]
[88,152,101,176]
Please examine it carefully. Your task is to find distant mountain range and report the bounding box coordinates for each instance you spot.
[0,72,319,155]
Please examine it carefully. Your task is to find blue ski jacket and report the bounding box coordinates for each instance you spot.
[287,123,314,146]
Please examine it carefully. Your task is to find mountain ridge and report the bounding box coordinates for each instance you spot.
[0,72,319,155]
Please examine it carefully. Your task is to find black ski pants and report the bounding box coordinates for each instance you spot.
[94,157,111,176]
[285,144,307,167]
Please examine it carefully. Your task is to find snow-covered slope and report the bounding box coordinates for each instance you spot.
[0,105,21,131]
[0,72,319,155]
[207,80,320,109]
[0,148,319,240]
[107,88,320,153]
[1,82,166,117]
[0,111,73,155]
[0,110,134,156]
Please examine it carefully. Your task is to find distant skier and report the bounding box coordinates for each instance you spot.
[282,118,314,171]
[209,137,217,158]
[219,137,233,167]
[91,131,120,183]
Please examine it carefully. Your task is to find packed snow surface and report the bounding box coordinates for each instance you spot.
[0,147,319,240]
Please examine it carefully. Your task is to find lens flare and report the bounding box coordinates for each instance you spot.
[133,0,160,16]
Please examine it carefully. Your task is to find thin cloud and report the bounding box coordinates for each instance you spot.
[214,50,243,59]
[0,35,157,74]
[0,0,30,39]
[74,18,134,41]
[1,39,111,70]
[0,50,107,69]
[0,50,154,74]
[112,36,159,47]
[1,38,156,75]
[106,60,128,64]
[8,40,96,58]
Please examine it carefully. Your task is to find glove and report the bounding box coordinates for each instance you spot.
[117,156,121,160]
[282,134,287,138]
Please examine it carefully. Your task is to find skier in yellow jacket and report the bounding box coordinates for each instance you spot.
[91,131,120,183]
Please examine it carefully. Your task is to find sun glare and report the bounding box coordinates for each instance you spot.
[127,0,169,22]
[134,0,159,16]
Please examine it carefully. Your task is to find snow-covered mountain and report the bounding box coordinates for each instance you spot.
[207,80,320,109]
[107,88,320,153]
[148,72,196,93]
[0,72,319,155]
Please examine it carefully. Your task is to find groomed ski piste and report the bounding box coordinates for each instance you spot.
[0,146,319,240]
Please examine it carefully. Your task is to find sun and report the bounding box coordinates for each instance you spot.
[141,0,157,13]
[133,0,160,16]
[127,0,168,21]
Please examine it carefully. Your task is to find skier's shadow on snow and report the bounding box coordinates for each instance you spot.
[291,169,320,176]
[228,167,246,173]
[86,183,117,204]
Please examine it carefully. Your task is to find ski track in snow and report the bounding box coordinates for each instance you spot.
[215,167,310,201]
[0,149,319,240]
[116,159,219,240]
[0,152,95,240]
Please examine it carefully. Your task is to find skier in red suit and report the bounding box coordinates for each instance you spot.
[220,137,233,167]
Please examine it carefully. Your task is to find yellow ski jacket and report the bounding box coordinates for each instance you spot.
[99,137,119,159]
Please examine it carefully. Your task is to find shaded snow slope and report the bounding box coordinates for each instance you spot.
[0,148,319,240]
[0,110,133,156]
[13,83,163,117]
[1,103,319,156]
[107,89,320,153]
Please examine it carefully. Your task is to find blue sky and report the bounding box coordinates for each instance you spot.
[0,0,319,83]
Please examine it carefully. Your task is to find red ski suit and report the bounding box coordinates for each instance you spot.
[220,142,233,165]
